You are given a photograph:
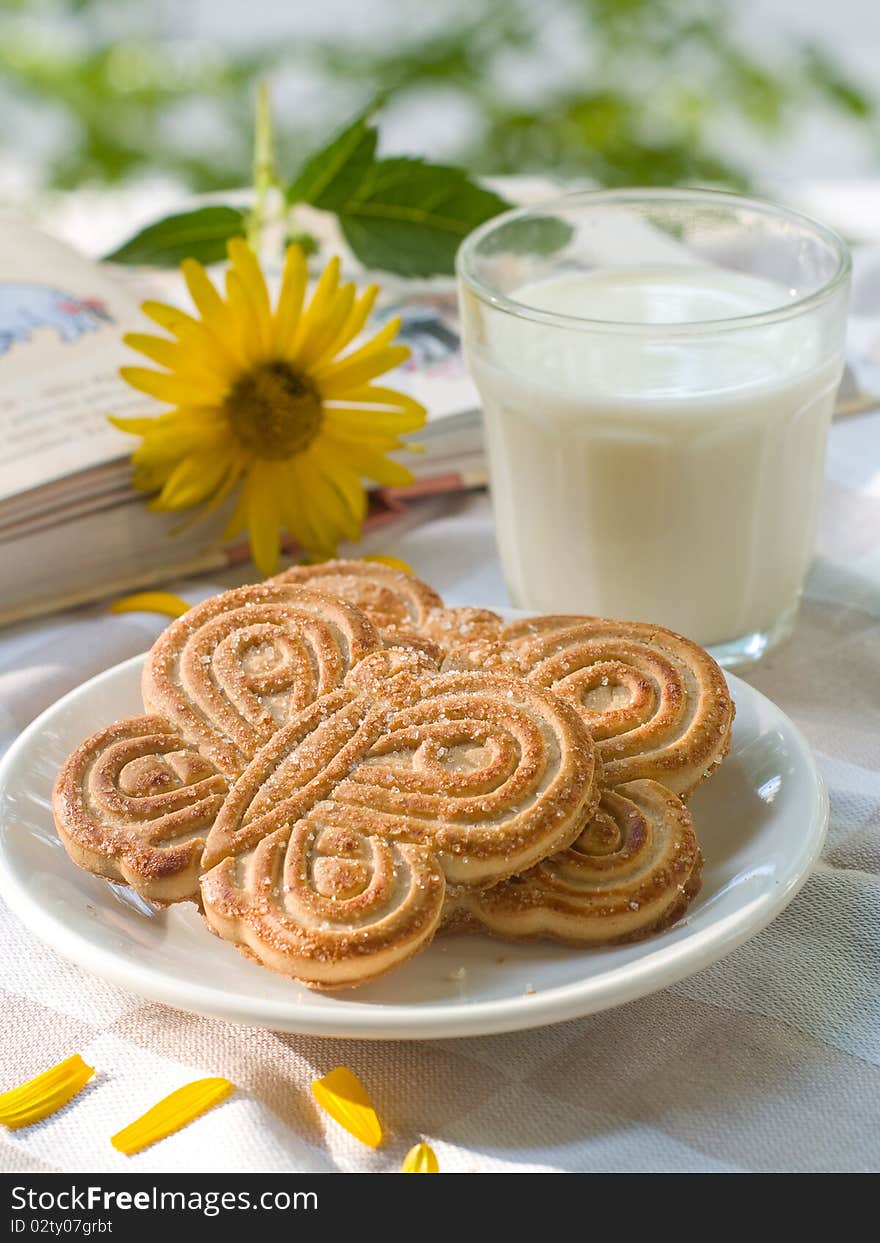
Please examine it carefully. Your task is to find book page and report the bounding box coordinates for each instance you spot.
[0,215,158,501]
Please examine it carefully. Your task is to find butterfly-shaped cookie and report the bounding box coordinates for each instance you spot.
[54,589,601,987]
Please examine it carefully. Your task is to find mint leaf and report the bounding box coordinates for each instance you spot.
[336,158,510,276]
[104,206,248,266]
[286,115,509,275]
[286,115,377,210]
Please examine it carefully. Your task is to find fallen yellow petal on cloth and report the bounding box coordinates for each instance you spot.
[110,591,191,618]
[311,1067,383,1148]
[0,1054,94,1130]
[401,1142,439,1173]
[111,1078,234,1155]
[362,554,415,575]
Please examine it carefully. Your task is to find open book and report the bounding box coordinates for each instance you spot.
[0,218,484,624]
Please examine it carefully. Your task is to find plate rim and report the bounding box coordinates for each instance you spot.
[0,651,828,1040]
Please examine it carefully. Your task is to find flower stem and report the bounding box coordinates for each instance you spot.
[247,82,276,253]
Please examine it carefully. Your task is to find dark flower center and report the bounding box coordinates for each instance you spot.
[224,360,323,459]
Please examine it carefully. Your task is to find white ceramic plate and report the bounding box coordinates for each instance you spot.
[0,648,826,1039]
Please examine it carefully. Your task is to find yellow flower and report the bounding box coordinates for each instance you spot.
[312,1066,383,1148]
[0,1054,94,1130]
[401,1141,439,1173]
[112,240,425,575]
[111,1077,234,1155]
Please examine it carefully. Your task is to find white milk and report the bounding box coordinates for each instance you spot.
[469,265,844,648]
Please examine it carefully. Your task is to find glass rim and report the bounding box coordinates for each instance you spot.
[456,187,852,335]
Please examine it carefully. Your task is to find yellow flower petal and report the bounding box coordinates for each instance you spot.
[309,442,368,540]
[110,591,191,618]
[132,463,168,492]
[321,477,364,545]
[271,244,308,352]
[322,434,415,488]
[140,299,200,337]
[123,332,181,370]
[181,258,224,322]
[111,1078,234,1156]
[149,443,237,510]
[294,283,356,370]
[274,459,306,548]
[324,404,425,438]
[180,261,245,369]
[124,405,225,439]
[316,313,400,367]
[363,555,415,575]
[109,414,162,437]
[293,255,341,358]
[289,458,347,552]
[132,429,228,477]
[123,333,234,393]
[316,345,410,397]
[312,1067,382,1148]
[179,462,245,525]
[271,457,332,559]
[320,464,363,543]
[225,268,266,365]
[0,1054,94,1131]
[119,366,219,408]
[130,432,230,487]
[229,460,285,575]
[332,384,426,417]
[227,237,272,354]
[401,1142,439,1173]
[249,479,284,576]
[313,315,402,379]
[313,284,379,365]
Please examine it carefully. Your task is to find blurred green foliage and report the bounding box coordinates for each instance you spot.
[2,0,876,195]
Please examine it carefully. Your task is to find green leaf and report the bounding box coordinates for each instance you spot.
[283,228,319,257]
[804,46,874,118]
[286,115,377,210]
[337,158,510,277]
[287,116,509,274]
[104,206,248,266]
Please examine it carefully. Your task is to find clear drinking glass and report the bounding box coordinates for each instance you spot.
[457,189,851,667]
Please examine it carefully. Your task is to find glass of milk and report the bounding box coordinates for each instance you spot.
[457,189,850,666]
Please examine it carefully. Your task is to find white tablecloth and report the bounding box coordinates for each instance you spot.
[1,410,879,1175]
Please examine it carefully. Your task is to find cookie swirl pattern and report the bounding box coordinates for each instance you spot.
[203,808,447,989]
[480,616,734,797]
[53,716,228,902]
[456,779,701,945]
[270,558,442,633]
[203,651,600,884]
[142,582,382,776]
[277,565,732,798]
[199,651,601,985]
[54,583,386,902]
